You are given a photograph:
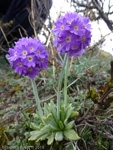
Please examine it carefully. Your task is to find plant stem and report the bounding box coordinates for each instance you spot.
[64,54,69,106]
[31,78,43,119]
[57,54,68,119]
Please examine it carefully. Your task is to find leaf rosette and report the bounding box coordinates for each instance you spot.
[28,101,80,145]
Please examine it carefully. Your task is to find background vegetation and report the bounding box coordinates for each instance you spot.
[0,0,113,149]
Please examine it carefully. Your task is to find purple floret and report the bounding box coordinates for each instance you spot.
[53,17,70,37]
[82,17,92,31]
[80,30,92,49]
[12,58,27,75]
[57,31,75,52]
[70,19,85,36]
[8,37,49,78]
[25,67,40,78]
[53,12,92,58]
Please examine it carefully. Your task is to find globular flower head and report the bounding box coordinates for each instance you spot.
[53,12,92,58]
[8,37,49,78]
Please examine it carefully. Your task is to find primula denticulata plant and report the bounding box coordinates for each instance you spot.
[8,12,92,145]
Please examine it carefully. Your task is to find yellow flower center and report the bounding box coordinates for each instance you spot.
[28,57,32,61]
[84,24,87,28]
[66,37,71,42]
[61,26,64,30]
[81,38,85,42]
[31,47,33,50]
[23,51,27,55]
[74,46,77,49]
[41,58,44,62]
[74,26,78,30]
[18,63,22,67]
[37,51,40,54]
[28,68,32,71]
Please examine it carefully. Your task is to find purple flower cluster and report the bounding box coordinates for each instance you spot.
[8,37,49,78]
[53,12,92,57]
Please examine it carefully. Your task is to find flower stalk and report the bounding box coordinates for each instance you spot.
[57,53,68,119]
[64,54,69,106]
[31,78,43,120]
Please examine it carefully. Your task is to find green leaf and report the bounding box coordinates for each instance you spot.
[47,132,55,145]
[42,113,58,128]
[49,101,59,125]
[65,121,74,130]
[33,113,40,119]
[42,113,52,121]
[60,105,66,122]
[30,123,40,130]
[28,131,41,141]
[58,121,64,130]
[55,131,63,141]
[30,130,40,136]
[65,104,74,121]
[64,129,80,141]
[43,103,50,116]
[36,133,50,142]
[29,124,56,142]
[41,124,57,134]
[70,111,79,118]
